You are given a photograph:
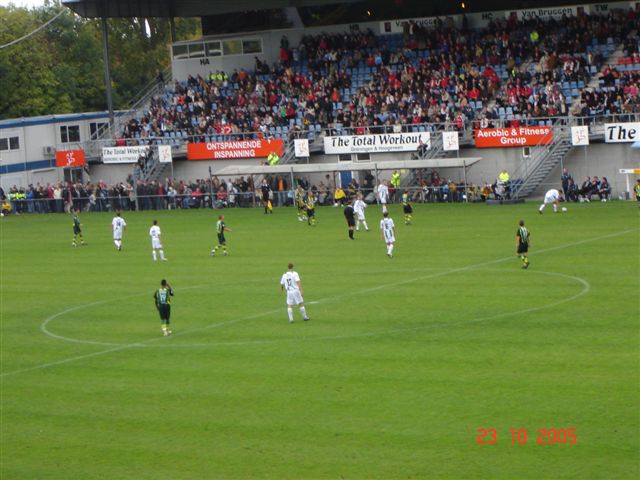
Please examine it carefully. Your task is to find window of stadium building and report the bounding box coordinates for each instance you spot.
[0,136,20,151]
[60,125,80,143]
[205,41,222,57]
[188,43,205,58]
[89,122,108,140]
[222,40,242,55]
[172,44,188,60]
[242,39,262,54]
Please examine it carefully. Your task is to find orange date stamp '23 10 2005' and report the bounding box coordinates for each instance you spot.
[477,428,577,445]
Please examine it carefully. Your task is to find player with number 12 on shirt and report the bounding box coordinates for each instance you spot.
[280,263,310,323]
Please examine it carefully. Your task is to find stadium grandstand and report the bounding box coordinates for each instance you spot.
[1,0,639,211]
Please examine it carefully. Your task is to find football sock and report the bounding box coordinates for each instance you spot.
[362,221,368,231]
[348,229,354,239]
[152,250,157,261]
[300,306,308,319]
[553,205,558,212]
[287,307,294,322]
[159,250,166,260]
[539,204,544,212]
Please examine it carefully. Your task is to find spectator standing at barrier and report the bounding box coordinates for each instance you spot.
[561,168,572,201]
[635,179,640,206]
[498,169,511,199]
[267,151,280,165]
[261,179,273,214]
[391,170,401,202]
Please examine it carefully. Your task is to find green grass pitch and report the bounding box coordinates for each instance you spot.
[1,201,638,479]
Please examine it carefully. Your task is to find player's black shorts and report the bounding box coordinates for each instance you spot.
[403,204,413,214]
[346,218,355,227]
[307,208,315,217]
[517,243,529,254]
[217,233,226,245]
[73,226,81,235]
[158,304,171,322]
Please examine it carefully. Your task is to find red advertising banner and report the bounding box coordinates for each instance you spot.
[55,149,86,167]
[187,139,285,160]
[474,126,553,148]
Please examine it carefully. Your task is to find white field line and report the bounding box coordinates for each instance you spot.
[1,228,636,378]
[138,270,591,347]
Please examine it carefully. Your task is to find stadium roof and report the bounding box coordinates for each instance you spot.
[62,0,363,18]
[214,158,482,177]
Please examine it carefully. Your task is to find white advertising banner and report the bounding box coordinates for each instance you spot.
[294,139,310,157]
[442,131,460,151]
[604,123,640,143]
[509,5,581,21]
[102,146,150,164]
[571,126,590,146]
[324,132,430,154]
[158,145,173,163]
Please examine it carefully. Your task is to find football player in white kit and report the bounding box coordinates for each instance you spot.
[149,220,167,261]
[380,211,396,258]
[111,212,127,251]
[539,188,564,214]
[377,181,389,214]
[280,263,310,323]
[353,193,369,232]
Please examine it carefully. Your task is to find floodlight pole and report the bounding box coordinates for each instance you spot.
[101,17,115,135]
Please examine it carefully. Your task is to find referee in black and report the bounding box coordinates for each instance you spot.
[344,203,356,240]
[154,279,174,336]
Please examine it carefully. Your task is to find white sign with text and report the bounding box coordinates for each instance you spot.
[324,132,430,154]
[604,123,640,143]
[102,146,151,164]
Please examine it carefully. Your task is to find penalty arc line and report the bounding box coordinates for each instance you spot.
[1,227,636,378]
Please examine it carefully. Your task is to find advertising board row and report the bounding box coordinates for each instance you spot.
[53,122,640,167]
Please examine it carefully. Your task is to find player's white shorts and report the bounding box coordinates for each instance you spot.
[544,193,557,204]
[113,232,122,240]
[383,232,395,243]
[152,238,162,249]
[357,212,366,220]
[379,198,387,205]
[286,290,304,305]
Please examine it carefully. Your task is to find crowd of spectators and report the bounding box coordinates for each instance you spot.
[119,7,639,146]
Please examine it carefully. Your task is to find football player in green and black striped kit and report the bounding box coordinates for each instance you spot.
[72,209,86,247]
[211,214,232,256]
[154,279,174,336]
[516,220,530,269]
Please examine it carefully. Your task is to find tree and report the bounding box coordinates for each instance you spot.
[0,3,200,119]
